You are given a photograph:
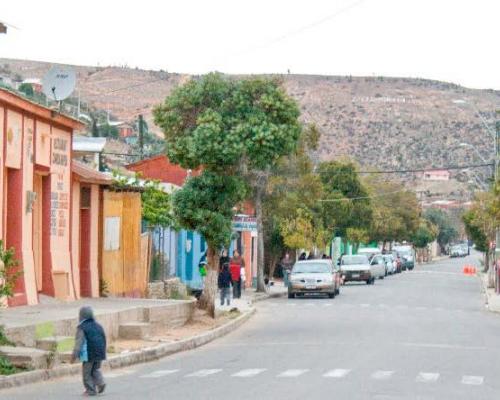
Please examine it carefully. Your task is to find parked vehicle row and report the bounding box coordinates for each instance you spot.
[287,248,413,298]
[449,243,469,258]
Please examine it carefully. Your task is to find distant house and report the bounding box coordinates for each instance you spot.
[118,122,135,138]
[422,169,450,181]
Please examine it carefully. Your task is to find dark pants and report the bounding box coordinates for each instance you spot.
[232,279,241,298]
[220,287,231,306]
[82,361,104,395]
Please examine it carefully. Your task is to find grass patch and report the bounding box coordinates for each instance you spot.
[55,337,75,353]
[0,355,20,375]
[35,322,54,340]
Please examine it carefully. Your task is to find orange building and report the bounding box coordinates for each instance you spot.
[0,88,109,306]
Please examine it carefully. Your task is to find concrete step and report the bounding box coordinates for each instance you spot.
[0,346,52,369]
[35,336,74,352]
[57,351,73,364]
[118,322,151,340]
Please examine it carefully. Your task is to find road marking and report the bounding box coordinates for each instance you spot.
[278,369,309,377]
[371,370,394,380]
[323,303,333,307]
[461,375,484,385]
[140,369,179,378]
[106,369,136,378]
[323,369,351,378]
[186,369,222,377]
[360,303,370,308]
[402,342,487,351]
[416,372,440,383]
[232,369,267,377]
[286,303,297,307]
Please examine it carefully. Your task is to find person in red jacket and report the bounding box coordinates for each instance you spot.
[230,250,244,298]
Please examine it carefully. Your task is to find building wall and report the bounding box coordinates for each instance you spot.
[0,91,88,306]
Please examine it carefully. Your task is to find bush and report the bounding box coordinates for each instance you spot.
[0,355,18,375]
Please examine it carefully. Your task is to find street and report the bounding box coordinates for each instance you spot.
[3,255,500,400]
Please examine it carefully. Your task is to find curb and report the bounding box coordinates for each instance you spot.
[250,290,287,304]
[0,308,256,390]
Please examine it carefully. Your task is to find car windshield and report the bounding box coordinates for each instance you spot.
[292,263,332,273]
[341,255,369,265]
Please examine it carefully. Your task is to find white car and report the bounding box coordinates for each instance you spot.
[382,254,397,274]
[369,255,387,279]
[340,255,374,285]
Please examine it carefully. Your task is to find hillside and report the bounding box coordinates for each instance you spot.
[1,58,499,192]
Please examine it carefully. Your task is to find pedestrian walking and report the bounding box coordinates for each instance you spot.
[218,263,232,306]
[230,250,245,298]
[219,249,230,272]
[71,306,107,397]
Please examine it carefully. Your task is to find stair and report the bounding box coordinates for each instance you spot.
[35,336,74,353]
[118,322,151,340]
[0,346,52,369]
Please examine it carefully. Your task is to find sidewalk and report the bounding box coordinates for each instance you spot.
[480,273,500,313]
[215,280,287,314]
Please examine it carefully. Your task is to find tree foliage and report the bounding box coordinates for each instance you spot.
[423,208,459,251]
[412,220,438,249]
[318,161,373,237]
[172,172,247,249]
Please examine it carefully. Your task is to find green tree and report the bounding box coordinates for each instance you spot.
[346,227,369,253]
[423,208,459,253]
[318,161,373,246]
[18,83,34,97]
[368,179,420,249]
[154,73,302,293]
[412,220,438,249]
[172,172,246,316]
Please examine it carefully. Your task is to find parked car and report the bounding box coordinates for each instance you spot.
[340,255,374,285]
[288,259,341,299]
[382,254,397,275]
[370,255,387,279]
[394,246,415,270]
[450,245,467,258]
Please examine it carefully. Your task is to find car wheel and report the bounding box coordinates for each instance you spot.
[288,292,295,299]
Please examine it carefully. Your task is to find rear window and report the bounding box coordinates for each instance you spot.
[292,263,332,273]
[341,255,369,265]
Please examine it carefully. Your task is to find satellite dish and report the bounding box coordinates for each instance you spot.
[42,67,76,101]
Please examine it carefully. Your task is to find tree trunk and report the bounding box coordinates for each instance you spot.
[255,186,266,292]
[268,254,279,281]
[487,250,495,288]
[199,246,218,318]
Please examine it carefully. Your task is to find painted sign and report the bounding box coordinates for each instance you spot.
[5,110,22,169]
[232,215,257,232]
[50,129,70,240]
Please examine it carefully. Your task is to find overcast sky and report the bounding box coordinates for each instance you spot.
[1,0,499,89]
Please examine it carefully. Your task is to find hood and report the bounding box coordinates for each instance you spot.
[79,306,94,322]
[340,264,370,272]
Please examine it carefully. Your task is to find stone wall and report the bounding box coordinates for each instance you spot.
[147,278,188,300]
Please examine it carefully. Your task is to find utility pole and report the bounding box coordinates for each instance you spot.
[138,114,145,160]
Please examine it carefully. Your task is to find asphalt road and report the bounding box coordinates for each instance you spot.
[4,254,500,400]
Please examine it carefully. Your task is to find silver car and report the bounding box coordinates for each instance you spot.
[288,260,341,299]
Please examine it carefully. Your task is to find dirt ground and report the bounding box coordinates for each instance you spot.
[109,308,240,354]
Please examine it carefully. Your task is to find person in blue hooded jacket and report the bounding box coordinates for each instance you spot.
[71,306,107,396]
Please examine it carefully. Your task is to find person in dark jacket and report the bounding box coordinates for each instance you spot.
[219,249,230,272]
[298,252,307,260]
[71,306,107,396]
[218,264,232,306]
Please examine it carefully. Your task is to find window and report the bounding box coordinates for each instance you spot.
[104,216,120,251]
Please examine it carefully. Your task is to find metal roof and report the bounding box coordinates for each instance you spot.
[73,136,106,153]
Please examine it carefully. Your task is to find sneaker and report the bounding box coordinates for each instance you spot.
[97,384,106,394]
[82,391,97,397]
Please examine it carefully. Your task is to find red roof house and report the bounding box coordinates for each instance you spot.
[126,155,199,186]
